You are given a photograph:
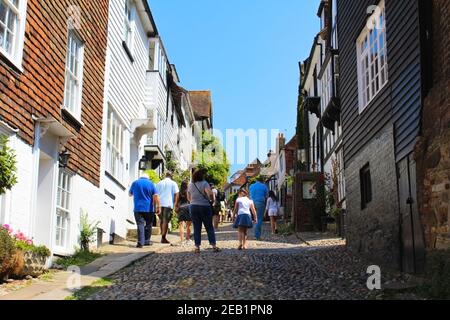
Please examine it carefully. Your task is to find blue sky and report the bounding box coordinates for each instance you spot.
[149,0,320,175]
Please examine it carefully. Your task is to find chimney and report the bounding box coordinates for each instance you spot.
[276,133,286,153]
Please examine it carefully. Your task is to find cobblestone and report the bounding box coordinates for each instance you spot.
[88,223,415,300]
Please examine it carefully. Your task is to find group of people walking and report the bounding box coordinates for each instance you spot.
[129,171,280,253]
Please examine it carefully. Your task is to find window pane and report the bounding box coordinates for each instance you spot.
[0,2,7,23]
[6,9,16,31]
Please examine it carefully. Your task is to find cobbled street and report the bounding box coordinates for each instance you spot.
[88,223,409,300]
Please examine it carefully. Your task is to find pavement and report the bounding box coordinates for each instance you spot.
[0,232,180,300]
[1,223,421,300]
[85,223,419,300]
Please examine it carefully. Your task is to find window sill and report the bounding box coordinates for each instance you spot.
[62,108,84,132]
[122,41,135,63]
[0,50,24,74]
[105,171,127,191]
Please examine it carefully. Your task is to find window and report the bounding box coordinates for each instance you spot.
[337,149,346,203]
[331,0,338,49]
[149,41,155,70]
[106,108,125,181]
[124,0,133,51]
[63,31,84,119]
[55,170,72,249]
[0,0,27,67]
[360,163,372,209]
[159,48,167,85]
[356,0,388,112]
[311,132,316,171]
[321,64,332,114]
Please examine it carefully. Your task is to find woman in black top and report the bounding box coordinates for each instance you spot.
[176,181,192,245]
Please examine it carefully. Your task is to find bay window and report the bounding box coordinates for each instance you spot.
[106,108,125,182]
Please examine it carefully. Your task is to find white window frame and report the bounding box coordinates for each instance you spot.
[0,0,28,70]
[55,170,72,250]
[123,0,134,53]
[356,0,388,113]
[337,148,346,203]
[320,63,333,115]
[63,30,85,120]
[106,106,125,182]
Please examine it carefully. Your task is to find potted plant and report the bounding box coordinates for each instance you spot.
[1,224,51,279]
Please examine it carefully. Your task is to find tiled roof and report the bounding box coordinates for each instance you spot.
[189,91,212,120]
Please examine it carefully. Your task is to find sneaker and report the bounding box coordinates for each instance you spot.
[161,238,170,244]
[144,243,153,246]
[136,244,143,248]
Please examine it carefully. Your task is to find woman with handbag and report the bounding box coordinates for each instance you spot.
[265,191,280,235]
[233,188,257,250]
[187,169,221,254]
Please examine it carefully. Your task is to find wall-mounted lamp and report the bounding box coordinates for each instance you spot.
[139,155,148,171]
[59,150,71,168]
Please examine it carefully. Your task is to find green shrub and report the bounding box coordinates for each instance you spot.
[80,212,100,252]
[278,223,295,236]
[0,135,18,195]
[424,249,450,299]
[56,250,103,269]
[15,241,51,257]
[170,214,179,232]
[0,226,15,279]
[145,169,161,184]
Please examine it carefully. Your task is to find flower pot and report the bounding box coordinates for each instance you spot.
[14,250,47,278]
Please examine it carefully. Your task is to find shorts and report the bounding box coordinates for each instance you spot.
[160,207,173,224]
[268,209,279,217]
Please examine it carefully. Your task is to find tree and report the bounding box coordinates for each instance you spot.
[194,131,230,187]
[0,135,18,195]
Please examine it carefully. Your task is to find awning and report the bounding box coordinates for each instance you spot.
[35,117,75,139]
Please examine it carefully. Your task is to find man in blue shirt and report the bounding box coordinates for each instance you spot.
[129,173,160,248]
[249,176,269,240]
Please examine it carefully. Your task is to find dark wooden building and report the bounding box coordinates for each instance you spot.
[338,0,433,272]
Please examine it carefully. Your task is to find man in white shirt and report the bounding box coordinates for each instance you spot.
[156,171,179,244]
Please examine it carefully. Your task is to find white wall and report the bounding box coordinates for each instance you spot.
[1,136,34,236]
[99,0,152,240]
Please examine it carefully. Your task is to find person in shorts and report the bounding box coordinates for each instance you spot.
[156,171,179,244]
[265,191,280,235]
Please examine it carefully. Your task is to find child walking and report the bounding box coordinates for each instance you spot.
[265,191,280,235]
[233,189,257,250]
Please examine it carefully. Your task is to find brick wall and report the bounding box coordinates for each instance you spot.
[414,0,450,250]
[0,0,109,187]
[345,125,401,269]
